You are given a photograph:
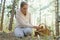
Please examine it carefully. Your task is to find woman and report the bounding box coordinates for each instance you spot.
[14,2,40,38]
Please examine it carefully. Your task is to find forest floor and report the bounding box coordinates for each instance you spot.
[0,32,57,40]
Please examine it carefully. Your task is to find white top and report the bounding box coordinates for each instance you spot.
[15,9,33,28]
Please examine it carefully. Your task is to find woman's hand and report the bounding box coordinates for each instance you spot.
[33,26,40,30]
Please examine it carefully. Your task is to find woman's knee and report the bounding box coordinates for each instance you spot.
[14,28,24,38]
[16,33,24,38]
[24,28,32,35]
[14,31,24,38]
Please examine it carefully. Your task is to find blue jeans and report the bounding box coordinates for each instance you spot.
[14,27,32,38]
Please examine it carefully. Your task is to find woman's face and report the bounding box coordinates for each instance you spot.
[21,5,28,15]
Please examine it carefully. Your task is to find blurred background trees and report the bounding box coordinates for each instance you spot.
[0,0,60,36]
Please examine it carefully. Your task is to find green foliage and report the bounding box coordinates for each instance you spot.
[7,5,12,9]
[6,0,20,17]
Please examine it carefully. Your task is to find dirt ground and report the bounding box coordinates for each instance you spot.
[0,32,56,40]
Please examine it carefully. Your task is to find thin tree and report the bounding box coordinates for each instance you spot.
[8,0,16,31]
[0,0,6,31]
[55,0,59,36]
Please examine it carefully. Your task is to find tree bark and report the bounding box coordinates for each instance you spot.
[8,0,16,31]
[55,0,59,36]
[0,0,6,31]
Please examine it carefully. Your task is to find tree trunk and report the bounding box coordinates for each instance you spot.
[8,0,16,31]
[0,0,6,31]
[55,0,59,36]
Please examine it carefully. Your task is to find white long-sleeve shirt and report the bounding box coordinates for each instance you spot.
[15,9,33,28]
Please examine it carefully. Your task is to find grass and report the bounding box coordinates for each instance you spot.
[0,26,57,40]
[0,32,56,40]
